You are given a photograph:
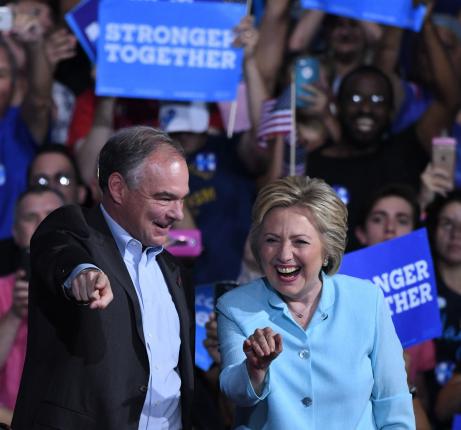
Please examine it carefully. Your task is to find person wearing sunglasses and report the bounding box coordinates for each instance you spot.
[27,143,87,205]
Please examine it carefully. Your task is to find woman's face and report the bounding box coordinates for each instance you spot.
[258,206,325,301]
[356,196,414,246]
[435,201,461,266]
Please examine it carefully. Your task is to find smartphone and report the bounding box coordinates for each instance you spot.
[166,229,202,257]
[0,7,13,32]
[294,56,320,109]
[432,136,457,186]
[214,280,238,305]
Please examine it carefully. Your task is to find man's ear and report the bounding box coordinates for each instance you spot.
[107,172,126,205]
[354,226,369,246]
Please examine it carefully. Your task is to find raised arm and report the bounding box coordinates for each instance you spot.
[415,6,461,152]
[254,0,291,96]
[234,16,272,176]
[234,15,268,131]
[288,9,325,53]
[372,24,406,118]
[76,96,115,187]
[14,10,53,144]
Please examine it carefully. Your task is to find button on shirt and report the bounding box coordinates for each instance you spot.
[101,206,182,430]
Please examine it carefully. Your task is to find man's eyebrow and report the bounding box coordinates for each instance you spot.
[153,191,190,199]
[153,192,177,198]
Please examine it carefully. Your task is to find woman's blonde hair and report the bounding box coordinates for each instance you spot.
[249,176,348,274]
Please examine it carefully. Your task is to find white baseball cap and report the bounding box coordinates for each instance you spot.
[159,102,210,134]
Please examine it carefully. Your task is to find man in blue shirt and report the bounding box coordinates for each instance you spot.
[12,126,194,430]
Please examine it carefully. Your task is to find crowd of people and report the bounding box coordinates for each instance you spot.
[0,0,461,429]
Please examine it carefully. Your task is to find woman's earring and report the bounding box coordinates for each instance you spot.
[323,258,328,267]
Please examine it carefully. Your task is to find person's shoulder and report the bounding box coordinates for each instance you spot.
[34,204,89,238]
[47,204,85,223]
[329,273,375,287]
[326,274,384,324]
[328,273,380,301]
[217,278,268,310]
[383,124,420,153]
[3,105,19,119]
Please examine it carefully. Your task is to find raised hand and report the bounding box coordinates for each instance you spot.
[419,162,454,210]
[203,311,221,364]
[71,269,113,310]
[244,327,282,370]
[233,15,259,59]
[243,327,282,394]
[45,28,77,68]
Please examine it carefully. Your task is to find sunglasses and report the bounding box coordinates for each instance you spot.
[31,172,74,187]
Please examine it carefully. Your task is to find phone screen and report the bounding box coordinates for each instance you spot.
[295,56,320,108]
[0,7,13,32]
[432,137,456,185]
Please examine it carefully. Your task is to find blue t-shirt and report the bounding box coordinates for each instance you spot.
[187,134,256,286]
[0,107,37,239]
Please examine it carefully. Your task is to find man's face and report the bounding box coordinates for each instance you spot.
[0,47,13,117]
[435,201,461,266]
[29,153,84,204]
[356,196,414,246]
[338,73,393,148]
[328,17,366,60]
[115,150,189,247]
[13,191,64,248]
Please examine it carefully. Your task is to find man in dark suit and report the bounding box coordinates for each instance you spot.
[12,126,194,430]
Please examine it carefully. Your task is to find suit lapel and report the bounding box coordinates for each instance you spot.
[157,253,190,339]
[86,206,146,345]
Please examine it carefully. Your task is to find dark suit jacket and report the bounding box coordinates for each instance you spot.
[12,205,194,430]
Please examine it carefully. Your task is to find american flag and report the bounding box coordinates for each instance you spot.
[257,86,293,146]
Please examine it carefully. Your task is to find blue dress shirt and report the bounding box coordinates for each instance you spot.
[217,274,415,430]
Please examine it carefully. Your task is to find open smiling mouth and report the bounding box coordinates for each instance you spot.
[154,221,171,231]
[355,117,375,133]
[276,266,301,279]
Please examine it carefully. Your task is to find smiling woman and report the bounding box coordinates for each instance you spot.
[216,176,415,430]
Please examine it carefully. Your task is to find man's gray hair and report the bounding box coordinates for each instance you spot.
[98,126,185,191]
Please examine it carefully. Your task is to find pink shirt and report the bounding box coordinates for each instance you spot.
[405,340,436,384]
[0,274,27,410]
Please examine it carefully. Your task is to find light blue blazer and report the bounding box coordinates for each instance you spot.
[217,274,415,430]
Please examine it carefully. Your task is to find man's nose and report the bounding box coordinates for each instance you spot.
[170,200,184,221]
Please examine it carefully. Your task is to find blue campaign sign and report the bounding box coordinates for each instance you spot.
[454,415,461,430]
[339,228,442,348]
[65,0,232,64]
[300,0,426,32]
[96,0,245,101]
[195,284,214,371]
[65,0,99,63]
